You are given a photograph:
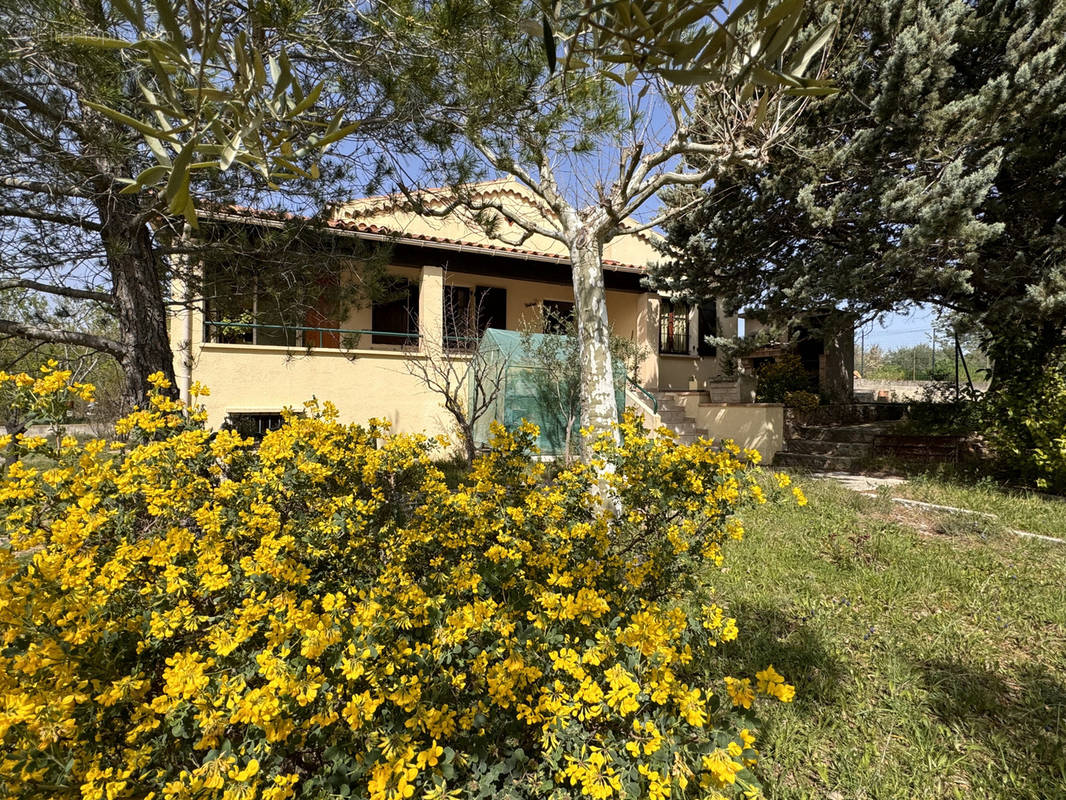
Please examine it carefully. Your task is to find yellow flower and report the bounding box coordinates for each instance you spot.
[755,665,795,703]
[228,758,260,782]
[416,740,444,769]
[724,677,755,709]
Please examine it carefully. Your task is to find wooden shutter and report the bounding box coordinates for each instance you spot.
[697,299,718,357]
[371,280,419,345]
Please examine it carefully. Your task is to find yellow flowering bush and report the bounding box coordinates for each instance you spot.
[0,360,95,435]
[0,372,800,800]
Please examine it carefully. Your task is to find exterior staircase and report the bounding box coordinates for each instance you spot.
[773,421,901,471]
[654,391,712,444]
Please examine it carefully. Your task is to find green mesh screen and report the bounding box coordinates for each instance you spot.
[469,329,626,456]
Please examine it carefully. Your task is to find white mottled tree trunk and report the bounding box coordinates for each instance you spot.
[570,229,619,441]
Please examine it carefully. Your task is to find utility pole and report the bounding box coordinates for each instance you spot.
[931,329,936,376]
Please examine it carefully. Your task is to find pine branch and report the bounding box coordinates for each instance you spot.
[0,318,125,360]
[0,206,102,232]
[0,278,112,304]
[0,176,91,199]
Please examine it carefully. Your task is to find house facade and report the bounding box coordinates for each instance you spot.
[168,179,785,452]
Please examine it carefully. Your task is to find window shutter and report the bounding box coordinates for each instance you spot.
[698,299,718,357]
[372,280,419,345]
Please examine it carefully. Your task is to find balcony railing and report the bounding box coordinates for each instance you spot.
[203,320,420,348]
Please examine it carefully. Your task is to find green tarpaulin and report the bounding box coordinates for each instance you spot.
[470,328,625,455]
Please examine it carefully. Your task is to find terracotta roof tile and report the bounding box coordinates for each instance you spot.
[207,205,648,273]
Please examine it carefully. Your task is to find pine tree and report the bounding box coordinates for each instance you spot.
[0,0,392,407]
[660,0,1066,387]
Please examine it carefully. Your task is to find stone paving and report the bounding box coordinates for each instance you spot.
[805,471,1065,545]
[806,471,906,493]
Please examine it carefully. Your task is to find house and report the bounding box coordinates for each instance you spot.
[168,179,784,456]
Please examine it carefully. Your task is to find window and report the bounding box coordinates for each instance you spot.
[223,412,286,438]
[444,285,474,347]
[542,300,574,334]
[203,273,301,346]
[444,285,507,348]
[659,300,690,354]
[203,273,253,343]
[475,286,506,333]
[371,279,419,346]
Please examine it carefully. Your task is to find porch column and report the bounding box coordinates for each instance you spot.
[636,292,659,388]
[168,264,202,404]
[419,265,444,353]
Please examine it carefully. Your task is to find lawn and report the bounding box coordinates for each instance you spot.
[714,475,1066,799]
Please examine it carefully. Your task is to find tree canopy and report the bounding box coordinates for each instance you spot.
[86,0,836,440]
[0,0,402,407]
[330,0,839,437]
[658,0,1066,383]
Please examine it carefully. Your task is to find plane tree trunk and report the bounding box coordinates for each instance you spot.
[569,226,619,443]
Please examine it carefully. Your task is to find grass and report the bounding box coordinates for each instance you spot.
[713,475,1066,799]
[891,474,1065,538]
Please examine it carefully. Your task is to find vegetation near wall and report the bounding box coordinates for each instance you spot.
[983,351,1066,494]
[754,355,812,404]
[0,368,804,800]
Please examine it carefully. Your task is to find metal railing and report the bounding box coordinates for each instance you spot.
[626,376,658,414]
[203,320,420,347]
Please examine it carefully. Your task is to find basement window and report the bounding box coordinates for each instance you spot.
[223,412,286,438]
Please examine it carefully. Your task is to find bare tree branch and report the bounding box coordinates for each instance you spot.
[0,318,125,360]
[0,206,102,232]
[465,197,569,245]
[0,176,91,199]
[0,76,72,127]
[0,278,112,304]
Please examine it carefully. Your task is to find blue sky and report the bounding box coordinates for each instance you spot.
[860,306,938,350]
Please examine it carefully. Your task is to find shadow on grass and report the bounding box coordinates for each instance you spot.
[917,659,1066,790]
[717,601,846,712]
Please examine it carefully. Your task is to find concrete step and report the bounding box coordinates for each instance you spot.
[669,420,703,433]
[773,451,865,471]
[677,432,711,444]
[657,391,707,408]
[786,438,872,457]
[793,422,898,444]
[651,391,713,443]
[670,424,704,436]
[658,409,689,422]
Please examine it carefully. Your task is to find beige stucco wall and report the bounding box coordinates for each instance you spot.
[189,344,465,437]
[172,179,748,437]
[674,395,784,462]
[171,260,737,422]
[171,262,658,434]
[656,299,738,389]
